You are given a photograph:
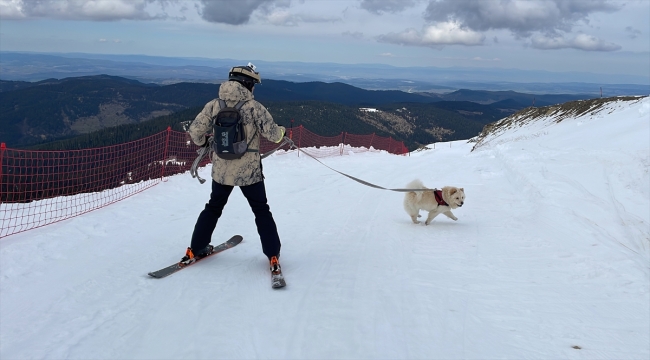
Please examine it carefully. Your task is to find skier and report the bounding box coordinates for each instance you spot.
[183,63,286,281]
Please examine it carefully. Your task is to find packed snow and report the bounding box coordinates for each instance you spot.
[1,96,649,359]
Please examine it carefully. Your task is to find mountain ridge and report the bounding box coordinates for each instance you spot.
[1,75,596,149]
[3,51,648,94]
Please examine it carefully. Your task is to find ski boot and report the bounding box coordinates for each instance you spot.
[180,245,214,265]
[270,256,281,274]
[270,255,286,288]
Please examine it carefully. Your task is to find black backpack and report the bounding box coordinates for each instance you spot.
[211,99,253,160]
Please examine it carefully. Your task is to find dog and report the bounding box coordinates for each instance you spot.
[403,179,465,225]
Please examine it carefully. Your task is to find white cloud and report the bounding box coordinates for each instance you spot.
[359,0,418,14]
[0,0,25,19]
[472,57,500,62]
[531,34,621,51]
[418,0,626,53]
[424,0,621,36]
[200,0,292,25]
[342,31,364,39]
[625,26,642,39]
[265,9,295,25]
[377,21,485,48]
[0,0,167,21]
[262,9,340,26]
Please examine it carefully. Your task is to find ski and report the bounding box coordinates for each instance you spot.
[148,235,243,279]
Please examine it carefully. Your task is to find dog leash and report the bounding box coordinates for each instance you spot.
[191,136,435,192]
[284,138,434,193]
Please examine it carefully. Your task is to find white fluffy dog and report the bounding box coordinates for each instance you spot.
[403,179,465,225]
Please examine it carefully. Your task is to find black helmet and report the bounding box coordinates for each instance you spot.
[229,62,261,91]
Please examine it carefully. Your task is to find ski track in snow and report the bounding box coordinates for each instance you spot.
[1,97,649,359]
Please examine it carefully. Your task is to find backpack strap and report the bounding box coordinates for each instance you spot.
[234,100,248,109]
[212,99,227,126]
[217,99,227,110]
[234,99,259,152]
[217,99,248,109]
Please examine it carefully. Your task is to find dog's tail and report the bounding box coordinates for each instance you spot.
[405,179,426,201]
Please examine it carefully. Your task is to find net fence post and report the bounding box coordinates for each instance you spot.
[0,143,5,201]
[298,125,303,157]
[162,127,171,179]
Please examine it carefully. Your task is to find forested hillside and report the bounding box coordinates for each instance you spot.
[1,75,595,149]
[28,100,489,151]
[27,107,201,151]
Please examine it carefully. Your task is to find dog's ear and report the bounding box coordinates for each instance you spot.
[460,188,464,191]
[450,188,457,195]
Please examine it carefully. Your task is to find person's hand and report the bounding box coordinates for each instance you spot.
[200,134,212,148]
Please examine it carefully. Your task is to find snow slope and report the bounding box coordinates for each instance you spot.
[1,96,649,359]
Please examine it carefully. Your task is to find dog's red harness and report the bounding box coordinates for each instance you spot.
[434,190,448,206]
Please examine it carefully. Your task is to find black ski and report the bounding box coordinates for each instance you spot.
[148,235,243,279]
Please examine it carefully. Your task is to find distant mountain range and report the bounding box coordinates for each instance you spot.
[2,51,649,95]
[0,75,599,149]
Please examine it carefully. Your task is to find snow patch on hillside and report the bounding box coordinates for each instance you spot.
[471,95,648,150]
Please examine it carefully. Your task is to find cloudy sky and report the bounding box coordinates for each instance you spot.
[1,0,648,80]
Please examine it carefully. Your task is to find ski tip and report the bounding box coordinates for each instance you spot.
[228,235,244,245]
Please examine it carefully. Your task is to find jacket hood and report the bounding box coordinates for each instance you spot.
[218,81,254,102]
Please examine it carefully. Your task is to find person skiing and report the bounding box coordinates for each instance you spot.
[183,63,286,281]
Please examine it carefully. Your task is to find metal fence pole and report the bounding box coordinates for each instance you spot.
[298,125,303,157]
[162,127,171,179]
[0,143,5,201]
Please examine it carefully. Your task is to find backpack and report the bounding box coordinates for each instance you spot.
[211,99,254,160]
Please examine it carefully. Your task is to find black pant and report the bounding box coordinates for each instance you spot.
[191,180,281,260]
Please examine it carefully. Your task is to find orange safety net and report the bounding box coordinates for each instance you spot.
[1,126,407,238]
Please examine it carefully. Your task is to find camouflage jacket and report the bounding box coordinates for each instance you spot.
[188,81,285,186]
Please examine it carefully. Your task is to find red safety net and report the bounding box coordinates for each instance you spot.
[1,125,407,238]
